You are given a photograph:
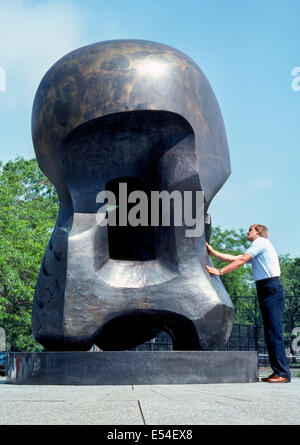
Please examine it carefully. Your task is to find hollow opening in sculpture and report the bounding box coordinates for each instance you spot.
[94,309,201,351]
[60,110,195,215]
[59,110,196,289]
[106,176,156,261]
[131,330,173,351]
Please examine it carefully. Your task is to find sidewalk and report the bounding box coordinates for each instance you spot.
[1,374,299,425]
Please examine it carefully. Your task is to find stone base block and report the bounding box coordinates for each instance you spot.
[6,351,258,385]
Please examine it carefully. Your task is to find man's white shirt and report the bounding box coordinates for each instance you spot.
[245,237,281,281]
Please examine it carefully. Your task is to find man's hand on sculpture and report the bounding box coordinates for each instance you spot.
[205,265,220,276]
[206,242,216,256]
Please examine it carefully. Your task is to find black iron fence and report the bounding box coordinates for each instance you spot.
[132,296,300,366]
[226,295,300,365]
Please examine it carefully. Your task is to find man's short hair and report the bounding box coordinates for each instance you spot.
[252,224,269,238]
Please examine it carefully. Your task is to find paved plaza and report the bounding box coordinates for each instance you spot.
[1,372,299,426]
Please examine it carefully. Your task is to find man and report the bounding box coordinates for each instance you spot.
[205,224,291,383]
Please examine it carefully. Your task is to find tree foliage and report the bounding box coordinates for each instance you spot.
[0,157,58,351]
[278,255,300,354]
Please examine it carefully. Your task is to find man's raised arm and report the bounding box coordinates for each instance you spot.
[205,250,252,277]
[206,242,243,263]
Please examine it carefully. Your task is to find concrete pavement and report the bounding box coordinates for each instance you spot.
[1,374,299,426]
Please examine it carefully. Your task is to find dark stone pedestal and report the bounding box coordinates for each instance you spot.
[6,351,258,385]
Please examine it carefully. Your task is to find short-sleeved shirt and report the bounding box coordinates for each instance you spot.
[245,237,281,282]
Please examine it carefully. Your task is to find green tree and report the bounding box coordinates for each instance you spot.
[0,157,58,351]
[279,255,300,359]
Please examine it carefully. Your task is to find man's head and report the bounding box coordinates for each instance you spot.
[247,224,268,242]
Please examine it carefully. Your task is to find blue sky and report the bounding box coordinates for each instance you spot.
[0,0,299,256]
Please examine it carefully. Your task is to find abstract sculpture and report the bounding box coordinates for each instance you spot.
[31,39,234,352]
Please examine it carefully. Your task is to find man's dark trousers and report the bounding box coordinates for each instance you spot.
[256,276,291,380]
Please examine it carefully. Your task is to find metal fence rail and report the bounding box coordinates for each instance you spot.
[132,296,300,366]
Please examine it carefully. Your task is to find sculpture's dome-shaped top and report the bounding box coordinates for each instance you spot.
[32,39,230,205]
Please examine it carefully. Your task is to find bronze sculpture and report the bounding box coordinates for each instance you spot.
[31,39,234,351]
